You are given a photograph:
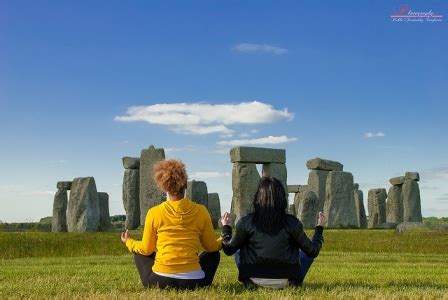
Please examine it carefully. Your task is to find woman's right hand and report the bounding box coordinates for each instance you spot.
[221,212,232,226]
[317,212,327,227]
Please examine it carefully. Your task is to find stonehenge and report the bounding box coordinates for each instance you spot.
[52,177,111,232]
[368,188,387,228]
[296,189,319,228]
[139,145,165,224]
[207,193,222,229]
[98,192,111,231]
[52,181,71,232]
[67,177,101,232]
[354,184,367,228]
[186,180,208,207]
[324,171,358,228]
[122,157,140,229]
[230,147,285,222]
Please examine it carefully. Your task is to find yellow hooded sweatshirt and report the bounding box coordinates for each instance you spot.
[126,199,222,273]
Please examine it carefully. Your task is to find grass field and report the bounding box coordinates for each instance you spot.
[1,229,448,298]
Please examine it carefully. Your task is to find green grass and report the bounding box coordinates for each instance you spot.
[1,230,448,298]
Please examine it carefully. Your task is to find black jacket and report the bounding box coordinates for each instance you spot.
[222,213,324,281]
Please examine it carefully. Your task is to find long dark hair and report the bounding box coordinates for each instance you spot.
[252,177,287,234]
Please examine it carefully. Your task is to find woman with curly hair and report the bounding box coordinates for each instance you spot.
[121,159,221,289]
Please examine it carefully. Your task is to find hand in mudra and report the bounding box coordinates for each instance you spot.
[121,229,130,243]
[221,212,232,226]
[317,212,327,227]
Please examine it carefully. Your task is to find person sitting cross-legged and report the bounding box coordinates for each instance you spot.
[121,159,221,289]
[221,176,326,289]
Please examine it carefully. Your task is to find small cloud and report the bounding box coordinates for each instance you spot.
[421,167,448,182]
[115,101,293,136]
[364,132,386,138]
[165,145,198,153]
[189,171,230,180]
[59,160,68,164]
[217,135,298,147]
[28,191,55,196]
[232,43,288,55]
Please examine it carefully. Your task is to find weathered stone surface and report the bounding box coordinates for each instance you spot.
[367,188,387,228]
[123,169,140,229]
[386,186,403,223]
[389,176,405,186]
[98,192,111,231]
[122,157,140,169]
[232,162,260,222]
[296,190,318,228]
[262,163,287,194]
[207,193,221,229]
[353,183,359,190]
[402,179,422,222]
[396,222,448,234]
[289,203,296,216]
[186,180,208,207]
[376,222,398,229]
[324,171,358,228]
[230,147,286,164]
[67,177,100,232]
[405,172,420,181]
[52,189,68,232]
[354,189,367,228]
[306,158,343,171]
[308,170,329,213]
[57,181,72,190]
[139,146,165,225]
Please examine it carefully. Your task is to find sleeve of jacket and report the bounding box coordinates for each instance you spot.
[199,206,222,252]
[221,219,248,256]
[289,219,324,258]
[125,207,157,255]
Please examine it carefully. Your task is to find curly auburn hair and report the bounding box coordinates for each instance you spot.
[153,159,188,197]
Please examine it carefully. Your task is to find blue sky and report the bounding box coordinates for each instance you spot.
[1,1,447,222]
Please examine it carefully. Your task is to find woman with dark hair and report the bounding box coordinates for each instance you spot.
[221,176,326,288]
[121,159,221,289]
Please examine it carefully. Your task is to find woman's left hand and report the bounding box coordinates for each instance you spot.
[121,229,130,243]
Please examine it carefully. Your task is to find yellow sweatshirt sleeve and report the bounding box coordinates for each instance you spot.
[125,208,157,255]
[199,206,222,252]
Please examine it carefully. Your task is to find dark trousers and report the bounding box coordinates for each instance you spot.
[133,251,220,289]
[234,250,315,287]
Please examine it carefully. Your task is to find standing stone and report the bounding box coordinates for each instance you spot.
[386,185,403,224]
[52,183,69,232]
[324,171,357,228]
[123,169,140,229]
[232,162,261,222]
[306,158,343,171]
[67,177,100,232]
[296,190,318,228]
[262,163,287,194]
[186,180,208,207]
[354,186,367,228]
[57,181,72,190]
[289,204,296,216]
[139,145,165,225]
[307,170,329,213]
[367,188,387,228]
[402,179,422,222]
[98,192,111,231]
[207,193,221,229]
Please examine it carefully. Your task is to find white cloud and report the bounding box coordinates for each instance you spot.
[189,171,230,180]
[364,132,386,138]
[421,167,448,182]
[217,135,298,146]
[115,101,293,136]
[232,43,288,55]
[28,191,55,196]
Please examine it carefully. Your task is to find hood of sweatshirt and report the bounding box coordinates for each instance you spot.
[159,199,200,225]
